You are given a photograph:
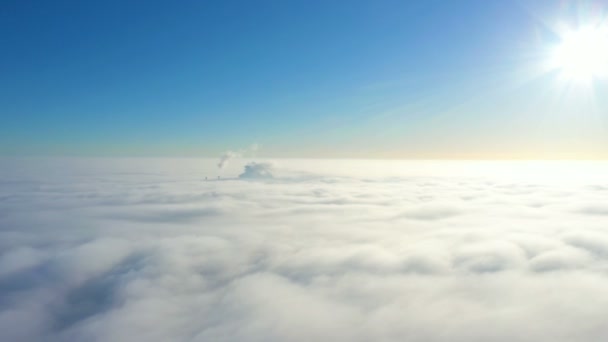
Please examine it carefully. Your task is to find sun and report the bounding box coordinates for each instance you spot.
[550,26,608,81]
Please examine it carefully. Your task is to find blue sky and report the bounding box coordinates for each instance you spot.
[1,0,607,158]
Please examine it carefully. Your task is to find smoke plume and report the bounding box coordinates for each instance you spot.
[217,151,240,169]
[217,144,260,169]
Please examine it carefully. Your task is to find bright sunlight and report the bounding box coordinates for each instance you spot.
[550,26,608,81]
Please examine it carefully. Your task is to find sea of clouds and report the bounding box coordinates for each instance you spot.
[1,158,608,342]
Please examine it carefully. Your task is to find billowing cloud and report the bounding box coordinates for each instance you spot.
[1,159,608,341]
[239,162,274,179]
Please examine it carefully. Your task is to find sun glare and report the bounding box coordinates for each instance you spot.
[551,26,608,81]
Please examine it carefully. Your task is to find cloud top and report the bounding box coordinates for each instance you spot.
[1,159,608,342]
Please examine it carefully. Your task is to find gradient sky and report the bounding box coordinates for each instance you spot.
[1,0,607,158]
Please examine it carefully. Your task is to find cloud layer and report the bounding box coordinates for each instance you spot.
[1,158,608,341]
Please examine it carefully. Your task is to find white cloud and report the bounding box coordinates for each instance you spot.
[1,159,608,341]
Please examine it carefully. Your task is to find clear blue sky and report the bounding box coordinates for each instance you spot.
[2,0,607,158]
